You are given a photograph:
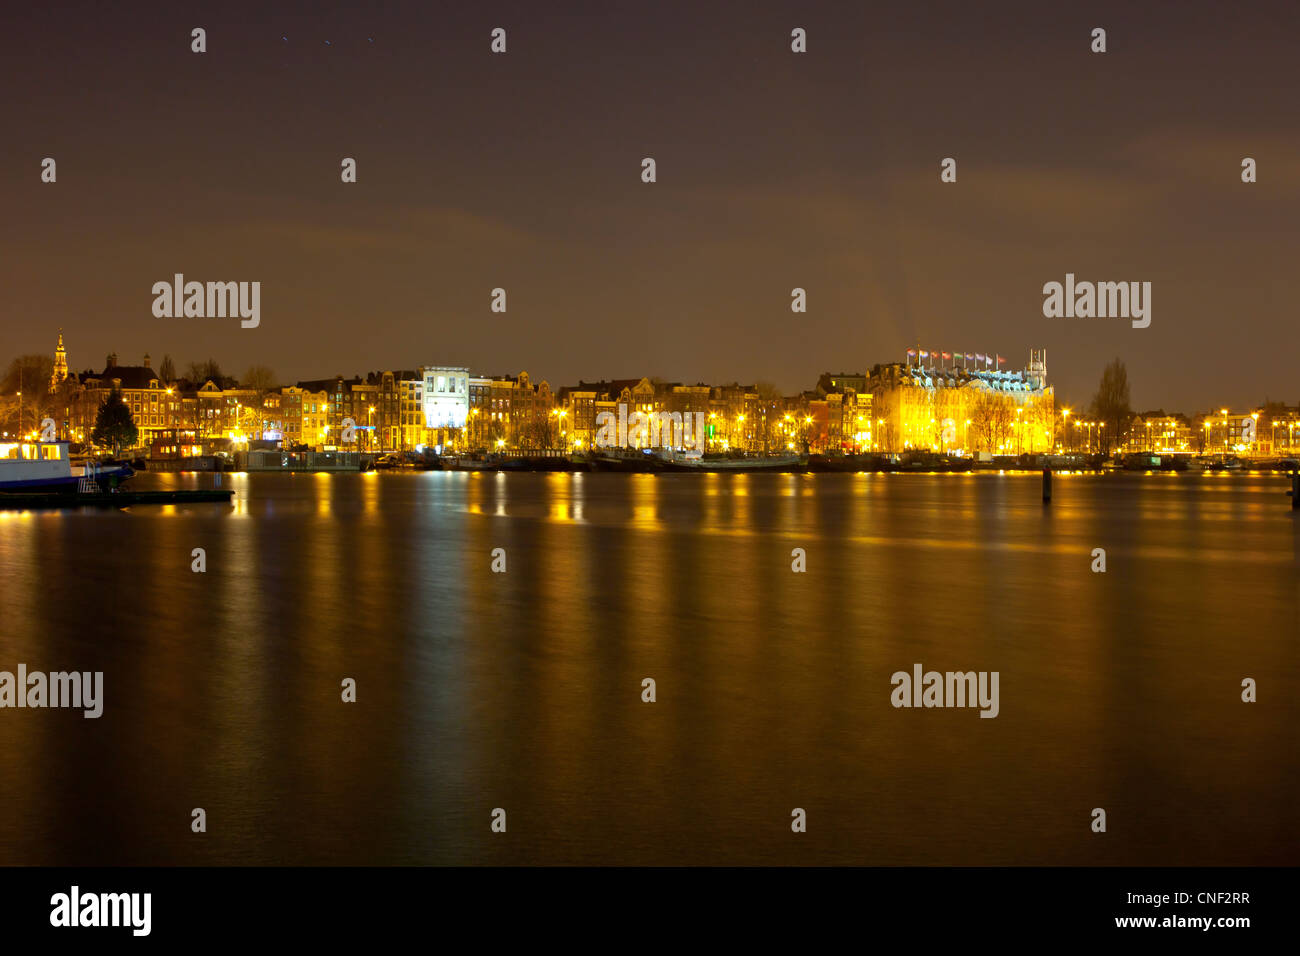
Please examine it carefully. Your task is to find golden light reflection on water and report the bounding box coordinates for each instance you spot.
[545,472,585,523]
[0,470,1296,865]
[629,474,658,528]
[314,472,332,516]
[0,511,43,858]
[362,470,380,517]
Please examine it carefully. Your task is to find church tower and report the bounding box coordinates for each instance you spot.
[51,329,69,390]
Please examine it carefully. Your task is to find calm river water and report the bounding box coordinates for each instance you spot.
[0,471,1296,864]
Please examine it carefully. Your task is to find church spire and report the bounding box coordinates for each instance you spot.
[51,328,68,390]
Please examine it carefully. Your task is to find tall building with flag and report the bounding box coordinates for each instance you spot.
[869,349,1054,454]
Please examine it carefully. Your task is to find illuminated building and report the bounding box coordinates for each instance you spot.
[1192,408,1289,455]
[398,373,425,450]
[71,353,177,446]
[281,386,330,448]
[1125,413,1193,454]
[556,385,600,450]
[707,384,760,452]
[816,375,872,452]
[868,349,1054,454]
[420,366,470,449]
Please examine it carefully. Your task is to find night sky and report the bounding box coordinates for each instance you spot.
[3,0,1297,409]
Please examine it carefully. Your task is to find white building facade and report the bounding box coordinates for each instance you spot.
[420,367,470,449]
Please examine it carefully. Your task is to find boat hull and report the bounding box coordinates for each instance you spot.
[0,474,82,494]
[893,454,973,473]
[0,469,133,494]
[659,456,807,473]
[591,455,662,473]
[807,455,890,473]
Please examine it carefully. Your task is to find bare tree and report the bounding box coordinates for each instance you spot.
[243,365,277,394]
[2,355,56,435]
[185,358,226,387]
[187,399,216,444]
[519,411,558,452]
[2,354,54,396]
[970,391,1014,453]
[1090,358,1133,454]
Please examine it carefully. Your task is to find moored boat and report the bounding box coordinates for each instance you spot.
[1195,454,1243,472]
[807,454,891,473]
[893,451,973,473]
[0,441,133,493]
[1120,452,1188,472]
[656,451,807,473]
[591,451,663,473]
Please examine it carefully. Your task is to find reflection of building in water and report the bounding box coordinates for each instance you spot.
[868,349,1054,454]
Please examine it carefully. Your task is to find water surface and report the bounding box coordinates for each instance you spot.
[0,471,1295,865]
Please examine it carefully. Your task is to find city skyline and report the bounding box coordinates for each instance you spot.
[8,329,1297,462]
[9,329,1293,417]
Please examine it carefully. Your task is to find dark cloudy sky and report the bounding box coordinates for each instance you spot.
[3,0,1297,410]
